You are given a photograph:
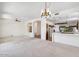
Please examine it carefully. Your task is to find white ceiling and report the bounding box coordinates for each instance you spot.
[0,2,79,21]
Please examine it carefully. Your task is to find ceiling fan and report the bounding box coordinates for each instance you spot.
[15,18,21,22]
[54,13,59,15]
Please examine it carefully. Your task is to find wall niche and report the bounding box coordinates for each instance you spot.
[27,23,32,32]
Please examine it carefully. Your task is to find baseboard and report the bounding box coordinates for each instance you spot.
[0,35,26,39]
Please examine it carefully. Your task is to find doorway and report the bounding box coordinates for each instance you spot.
[46,24,52,41]
[34,21,41,38]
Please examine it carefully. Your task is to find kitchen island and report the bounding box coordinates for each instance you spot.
[52,33,79,47]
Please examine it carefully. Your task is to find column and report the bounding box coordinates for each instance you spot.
[41,17,47,40]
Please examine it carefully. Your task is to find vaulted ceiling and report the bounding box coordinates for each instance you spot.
[0,2,79,21]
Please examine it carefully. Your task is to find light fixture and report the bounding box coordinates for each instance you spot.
[41,2,51,18]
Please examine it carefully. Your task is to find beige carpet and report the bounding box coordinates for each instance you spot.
[0,36,79,57]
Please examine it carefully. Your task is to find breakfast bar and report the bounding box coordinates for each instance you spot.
[52,33,79,47]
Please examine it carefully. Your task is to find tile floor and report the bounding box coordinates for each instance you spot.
[0,36,79,57]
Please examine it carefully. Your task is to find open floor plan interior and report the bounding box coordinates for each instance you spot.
[0,2,79,57]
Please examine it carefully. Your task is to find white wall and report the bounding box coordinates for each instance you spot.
[0,19,25,37]
[24,20,35,37]
[24,18,41,37]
